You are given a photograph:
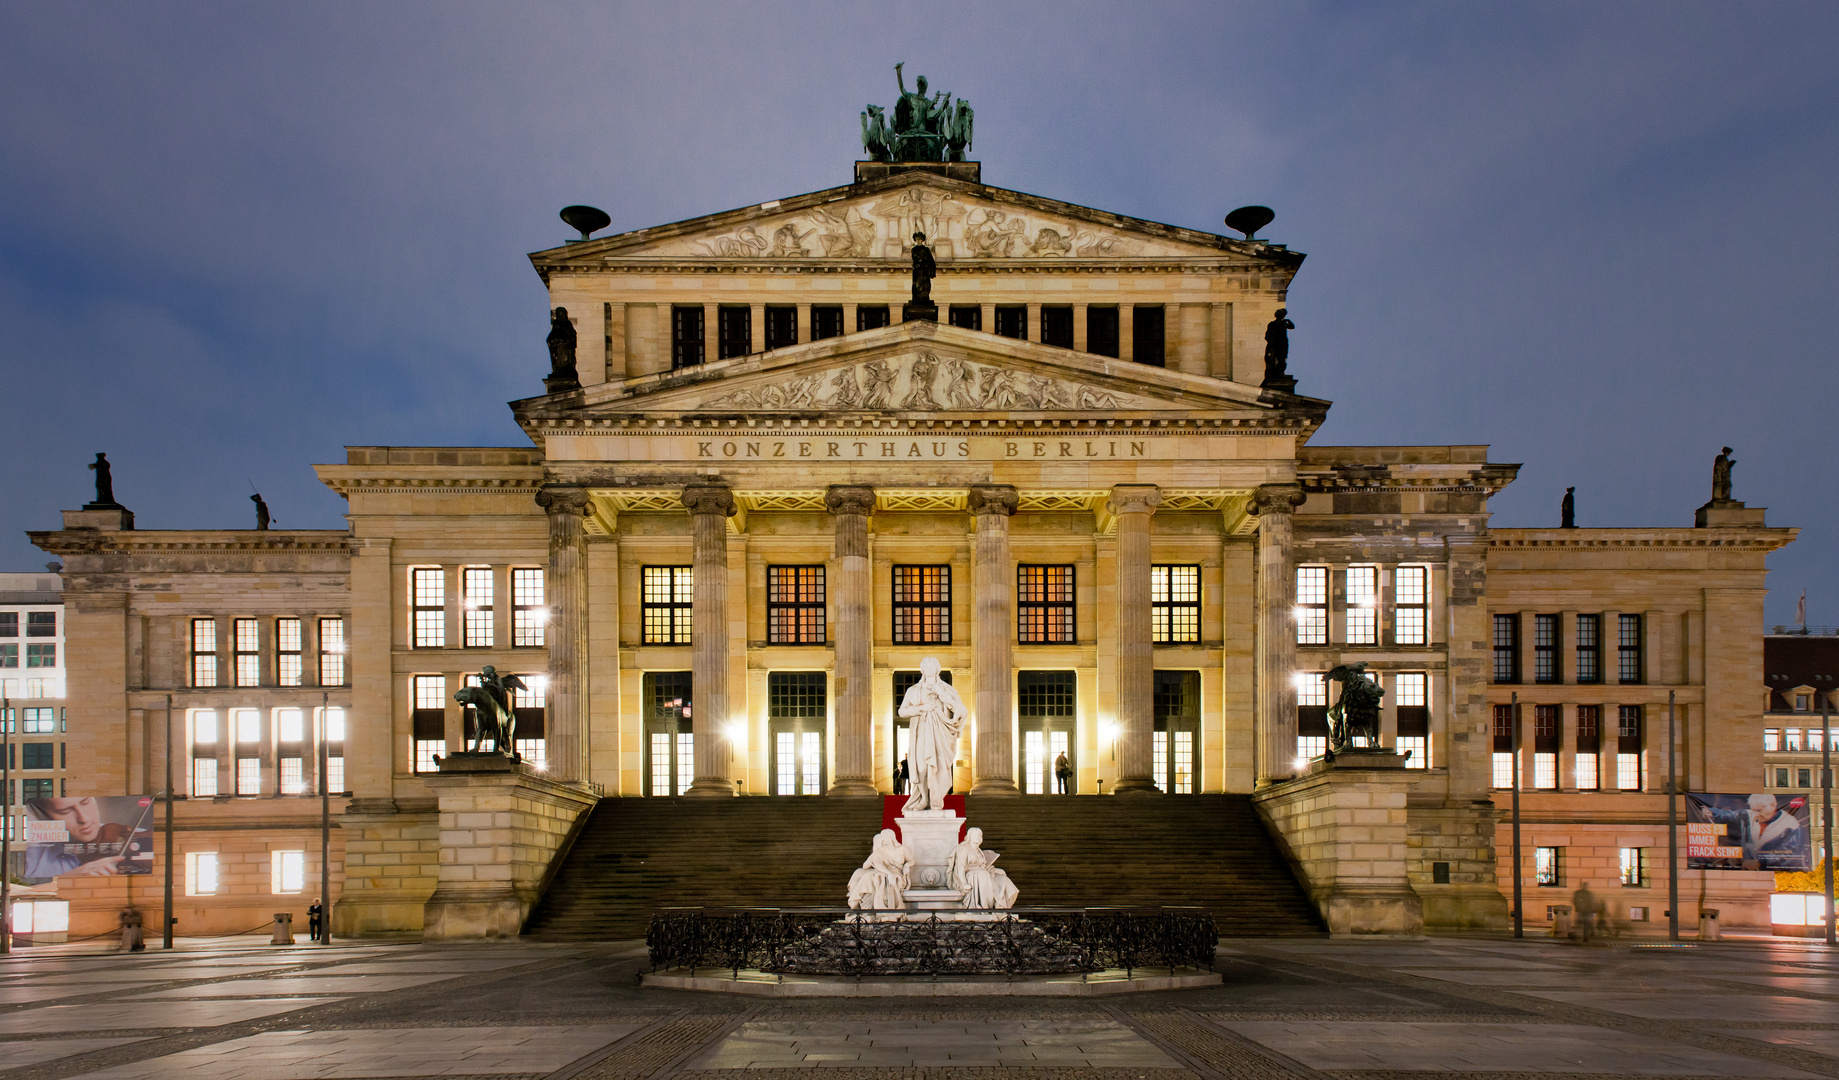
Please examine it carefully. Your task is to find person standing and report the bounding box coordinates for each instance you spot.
[118,906,144,952]
[1571,882,1600,943]
[1054,751,1073,795]
[307,898,323,942]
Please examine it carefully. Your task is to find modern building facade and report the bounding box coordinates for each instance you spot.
[31,157,1796,936]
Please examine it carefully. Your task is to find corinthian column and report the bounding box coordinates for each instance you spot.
[682,483,736,797]
[1109,484,1162,794]
[826,484,878,796]
[1250,482,1306,787]
[969,484,1020,795]
[535,485,592,785]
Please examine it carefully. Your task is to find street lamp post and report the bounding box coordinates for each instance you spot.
[320,693,331,944]
[1668,691,1679,943]
[1511,692,1522,940]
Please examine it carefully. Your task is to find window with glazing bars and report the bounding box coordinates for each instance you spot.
[1345,566,1377,645]
[1576,704,1601,789]
[26,612,54,637]
[1394,672,1429,767]
[1295,567,1327,645]
[764,306,797,349]
[892,565,950,644]
[947,305,982,331]
[191,710,219,796]
[1018,671,1076,716]
[768,671,826,716]
[191,619,218,688]
[810,306,844,341]
[234,619,260,687]
[1617,705,1643,790]
[1575,614,1601,683]
[1151,565,1200,643]
[856,305,890,331]
[1618,614,1643,684]
[1041,306,1073,348]
[1394,565,1427,645]
[412,674,446,774]
[717,305,751,359]
[994,306,1027,339]
[767,566,826,644]
[318,617,346,686]
[274,618,302,687]
[324,707,347,793]
[459,567,492,647]
[1017,565,1074,643]
[671,305,704,368]
[1492,614,1520,683]
[1087,307,1120,357]
[1533,614,1558,683]
[512,569,544,647]
[412,568,444,648]
[642,567,694,645]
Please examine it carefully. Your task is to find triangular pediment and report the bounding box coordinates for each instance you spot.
[514,321,1328,430]
[531,173,1299,270]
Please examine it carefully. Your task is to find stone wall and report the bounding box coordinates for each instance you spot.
[1253,756,1424,936]
[334,801,439,937]
[421,765,597,940]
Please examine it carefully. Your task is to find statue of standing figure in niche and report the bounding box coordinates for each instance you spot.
[251,493,271,531]
[1262,308,1296,389]
[1561,487,1576,529]
[87,453,118,507]
[546,307,577,381]
[909,232,936,304]
[1324,662,1385,755]
[1712,447,1736,503]
[847,829,913,914]
[898,657,966,813]
[949,827,1018,910]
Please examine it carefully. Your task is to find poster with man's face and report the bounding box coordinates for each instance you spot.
[22,796,155,884]
[1686,792,1812,871]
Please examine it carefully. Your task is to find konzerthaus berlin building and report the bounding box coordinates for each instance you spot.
[32,154,1796,938]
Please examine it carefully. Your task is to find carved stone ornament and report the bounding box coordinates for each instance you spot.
[534,486,593,517]
[680,483,737,517]
[1106,484,1161,517]
[968,484,1019,517]
[1246,483,1306,517]
[824,485,876,516]
[701,352,1134,412]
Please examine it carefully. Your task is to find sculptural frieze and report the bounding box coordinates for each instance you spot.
[698,352,1131,412]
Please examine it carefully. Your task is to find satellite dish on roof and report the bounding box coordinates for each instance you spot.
[560,205,612,242]
[1225,205,1275,240]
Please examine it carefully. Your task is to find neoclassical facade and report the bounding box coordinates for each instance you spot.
[34,159,1795,937]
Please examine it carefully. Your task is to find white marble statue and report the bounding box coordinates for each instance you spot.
[898,656,967,812]
[948,827,1018,910]
[847,828,913,912]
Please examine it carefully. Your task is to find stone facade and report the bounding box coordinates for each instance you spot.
[29,159,1796,937]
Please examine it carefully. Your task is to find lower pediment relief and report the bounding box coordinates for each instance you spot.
[698,351,1140,413]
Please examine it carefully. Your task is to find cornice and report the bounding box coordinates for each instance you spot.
[543,258,1286,277]
[1490,527,1797,552]
[28,530,352,556]
[518,415,1320,437]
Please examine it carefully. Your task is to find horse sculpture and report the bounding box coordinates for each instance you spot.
[1324,662,1385,755]
[453,665,526,759]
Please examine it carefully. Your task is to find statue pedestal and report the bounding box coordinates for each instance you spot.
[901,302,938,324]
[895,810,964,890]
[902,888,965,911]
[1260,376,1297,396]
[1695,499,1767,528]
[543,373,581,395]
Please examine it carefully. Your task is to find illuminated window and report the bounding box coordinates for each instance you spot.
[511,676,546,770]
[512,569,545,647]
[234,619,260,687]
[191,619,218,688]
[1575,705,1601,790]
[318,617,346,686]
[276,618,303,687]
[893,565,951,645]
[324,706,347,793]
[767,566,826,644]
[1617,705,1643,790]
[1492,753,1514,789]
[1017,565,1074,644]
[1298,673,1328,763]
[642,567,694,645]
[1295,567,1327,645]
[187,851,219,895]
[1150,565,1200,644]
[1619,847,1644,887]
[1345,566,1377,645]
[412,568,445,648]
[1394,566,1427,645]
[191,710,219,797]
[1394,672,1428,768]
[463,567,494,648]
[1576,752,1598,791]
[412,674,446,773]
[272,850,305,894]
[1535,846,1562,887]
[236,757,260,796]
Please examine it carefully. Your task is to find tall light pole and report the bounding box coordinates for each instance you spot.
[1511,691,1522,939]
[1823,698,1834,948]
[163,694,175,949]
[1667,691,1679,943]
[319,693,331,944]
[1,693,10,955]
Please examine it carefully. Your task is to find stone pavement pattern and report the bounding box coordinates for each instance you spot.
[0,936,1831,1080]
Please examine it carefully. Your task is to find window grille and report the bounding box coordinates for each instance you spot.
[766,566,825,644]
[1575,614,1601,683]
[411,569,445,648]
[1618,614,1643,684]
[1492,614,1520,683]
[1150,565,1200,643]
[1345,566,1377,645]
[1295,567,1327,645]
[642,566,694,644]
[512,569,545,647]
[717,305,751,359]
[1394,565,1427,645]
[892,565,951,644]
[463,567,493,647]
[671,305,704,368]
[318,617,346,685]
[1017,565,1074,643]
[191,619,218,688]
[1533,614,1558,683]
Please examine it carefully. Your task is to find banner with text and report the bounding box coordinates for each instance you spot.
[22,796,155,883]
[1685,792,1812,871]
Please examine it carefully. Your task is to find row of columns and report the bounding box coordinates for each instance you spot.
[534,479,1305,795]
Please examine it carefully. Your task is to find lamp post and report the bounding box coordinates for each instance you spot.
[163,694,175,949]
[319,693,331,944]
[1511,691,1522,940]
[1,693,10,955]
[1823,698,1834,948]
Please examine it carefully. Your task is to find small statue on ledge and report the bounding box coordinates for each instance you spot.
[910,232,936,305]
[1262,309,1296,392]
[544,307,579,393]
[1324,663,1384,755]
[87,452,120,507]
[1711,446,1736,503]
[1561,487,1575,529]
[251,493,271,531]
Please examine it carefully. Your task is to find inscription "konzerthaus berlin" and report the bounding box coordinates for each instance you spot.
[695,438,1149,459]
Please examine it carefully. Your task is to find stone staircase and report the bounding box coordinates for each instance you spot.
[521,793,1324,940]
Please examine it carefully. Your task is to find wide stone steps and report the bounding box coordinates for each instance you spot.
[521,793,1325,940]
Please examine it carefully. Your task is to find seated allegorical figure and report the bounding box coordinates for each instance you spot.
[847,828,913,911]
[948,827,1018,910]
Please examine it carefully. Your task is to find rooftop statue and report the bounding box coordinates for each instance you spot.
[251,493,271,531]
[1262,308,1296,391]
[861,64,974,164]
[87,452,119,508]
[1712,446,1736,503]
[1561,487,1575,529]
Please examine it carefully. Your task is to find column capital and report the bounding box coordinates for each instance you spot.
[535,485,593,517]
[680,483,736,517]
[1248,482,1306,517]
[823,484,876,516]
[968,484,1019,517]
[1107,483,1161,517]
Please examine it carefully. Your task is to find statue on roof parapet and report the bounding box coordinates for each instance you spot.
[1711,446,1736,503]
[862,64,974,164]
[86,453,122,509]
[1261,308,1297,394]
[544,306,580,394]
[1561,487,1576,529]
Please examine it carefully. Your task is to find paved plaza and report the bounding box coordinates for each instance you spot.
[0,936,1833,1080]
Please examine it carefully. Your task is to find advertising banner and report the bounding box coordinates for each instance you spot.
[1685,792,1812,871]
[22,796,156,883]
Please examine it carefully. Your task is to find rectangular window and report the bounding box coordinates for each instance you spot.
[1575,614,1601,684]
[1617,704,1643,790]
[1774,766,1790,788]
[856,305,890,331]
[1785,727,1802,751]
[1132,305,1165,366]
[671,304,704,368]
[1576,705,1600,790]
[892,565,951,645]
[764,305,797,349]
[21,708,55,734]
[412,568,445,648]
[326,754,345,795]
[1619,847,1644,887]
[413,674,447,774]
[463,567,494,648]
[1018,670,1077,716]
[766,566,826,644]
[1296,567,1328,645]
[1345,566,1377,645]
[511,677,546,771]
[22,778,53,800]
[1576,751,1598,791]
[0,645,13,668]
[1017,565,1075,644]
[272,850,305,894]
[1533,614,1558,684]
[0,613,13,637]
[1535,847,1562,887]
[21,744,52,769]
[275,618,303,687]
[25,644,54,668]
[279,757,305,795]
[1395,672,1429,768]
[1041,305,1073,348]
[641,566,694,645]
[1618,614,1643,684]
[1492,752,1514,789]
[1087,306,1119,357]
[234,707,261,745]
[1493,614,1520,683]
[810,305,844,341]
[319,617,346,686]
[1533,704,1559,750]
[191,619,218,688]
[187,851,219,895]
[1798,767,1813,787]
[1394,565,1427,645]
[26,612,54,637]
[1617,755,1642,791]
[1764,728,1780,752]
[1151,565,1201,644]
[717,305,752,359]
[277,707,303,744]
[227,619,258,687]
[512,569,545,647]
[192,710,219,796]
[947,304,982,331]
[1534,752,1557,789]
[1297,673,1328,763]
[993,305,1027,340]
[236,757,260,796]
[191,756,219,797]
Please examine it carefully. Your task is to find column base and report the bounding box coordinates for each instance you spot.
[827,780,881,798]
[969,779,1021,796]
[684,778,736,797]
[1109,778,1164,795]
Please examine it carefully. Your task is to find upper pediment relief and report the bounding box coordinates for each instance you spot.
[531,175,1300,271]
